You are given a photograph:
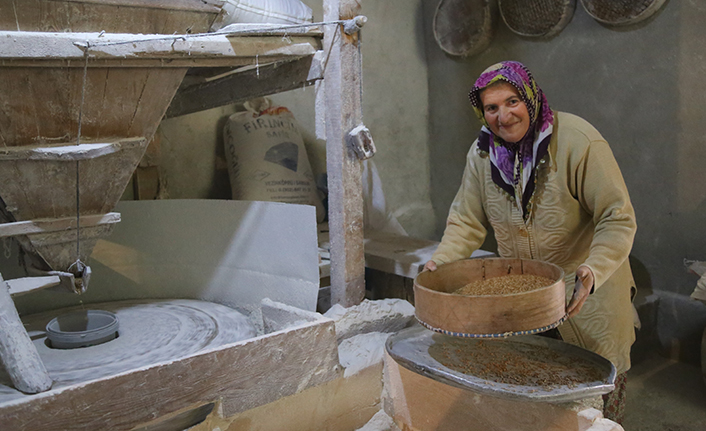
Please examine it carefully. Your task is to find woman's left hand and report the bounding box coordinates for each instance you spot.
[567,265,594,318]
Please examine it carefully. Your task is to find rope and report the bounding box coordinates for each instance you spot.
[72,41,90,273]
[85,19,349,49]
[357,30,364,121]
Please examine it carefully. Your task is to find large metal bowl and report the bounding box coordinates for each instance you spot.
[414,258,566,337]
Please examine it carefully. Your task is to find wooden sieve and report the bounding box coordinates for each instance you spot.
[433,0,497,57]
[414,258,566,337]
[580,0,667,26]
[499,0,576,38]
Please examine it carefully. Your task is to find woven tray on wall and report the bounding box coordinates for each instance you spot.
[499,0,576,38]
[580,0,667,26]
[433,0,497,57]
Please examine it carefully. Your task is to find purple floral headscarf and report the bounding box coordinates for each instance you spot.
[469,61,553,219]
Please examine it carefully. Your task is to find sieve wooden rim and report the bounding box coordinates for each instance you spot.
[416,313,569,338]
[413,258,567,336]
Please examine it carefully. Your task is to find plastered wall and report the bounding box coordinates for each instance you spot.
[155,0,436,239]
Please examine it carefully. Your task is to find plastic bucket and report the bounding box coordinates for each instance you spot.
[46,310,119,349]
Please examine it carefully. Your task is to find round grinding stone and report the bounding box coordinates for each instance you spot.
[0,299,256,390]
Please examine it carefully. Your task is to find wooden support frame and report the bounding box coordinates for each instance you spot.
[6,276,61,297]
[0,213,121,239]
[166,51,324,118]
[0,31,321,68]
[322,0,366,307]
[0,275,52,394]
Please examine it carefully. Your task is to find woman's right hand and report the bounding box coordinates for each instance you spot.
[423,260,437,272]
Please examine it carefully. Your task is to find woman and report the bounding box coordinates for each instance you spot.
[424,61,637,423]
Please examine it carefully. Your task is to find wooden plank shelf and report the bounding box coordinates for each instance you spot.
[0,30,322,68]
[166,51,324,118]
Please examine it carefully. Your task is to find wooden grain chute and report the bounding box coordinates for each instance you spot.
[0,140,145,293]
[0,0,225,34]
[0,27,324,291]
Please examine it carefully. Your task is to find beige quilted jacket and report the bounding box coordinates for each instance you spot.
[431,112,637,374]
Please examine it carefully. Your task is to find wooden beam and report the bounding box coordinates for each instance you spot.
[57,0,225,12]
[0,57,304,69]
[0,213,121,239]
[214,23,324,36]
[0,274,52,394]
[166,52,324,118]
[0,31,321,68]
[0,139,145,161]
[6,276,61,297]
[322,0,366,307]
[0,0,222,35]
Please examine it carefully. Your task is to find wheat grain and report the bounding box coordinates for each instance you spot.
[453,274,554,296]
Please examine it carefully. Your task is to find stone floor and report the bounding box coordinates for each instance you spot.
[623,353,706,431]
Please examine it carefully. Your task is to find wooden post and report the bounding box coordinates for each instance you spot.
[321,0,366,307]
[0,274,52,394]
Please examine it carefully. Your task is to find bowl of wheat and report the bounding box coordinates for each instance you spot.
[414,258,566,337]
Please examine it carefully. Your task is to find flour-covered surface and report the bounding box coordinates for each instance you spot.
[339,332,390,378]
[355,409,397,431]
[261,298,325,333]
[386,326,616,403]
[579,408,625,431]
[324,298,415,342]
[0,30,319,63]
[0,299,255,403]
[0,307,339,430]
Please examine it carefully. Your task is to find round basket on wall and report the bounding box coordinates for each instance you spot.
[433,0,497,57]
[580,0,667,26]
[499,0,576,38]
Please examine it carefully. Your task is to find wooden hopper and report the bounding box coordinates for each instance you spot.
[0,66,187,148]
[0,0,225,34]
[0,29,321,289]
[0,51,187,288]
[0,139,146,285]
[414,258,566,336]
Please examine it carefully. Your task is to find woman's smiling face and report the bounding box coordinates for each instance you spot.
[480,81,530,143]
